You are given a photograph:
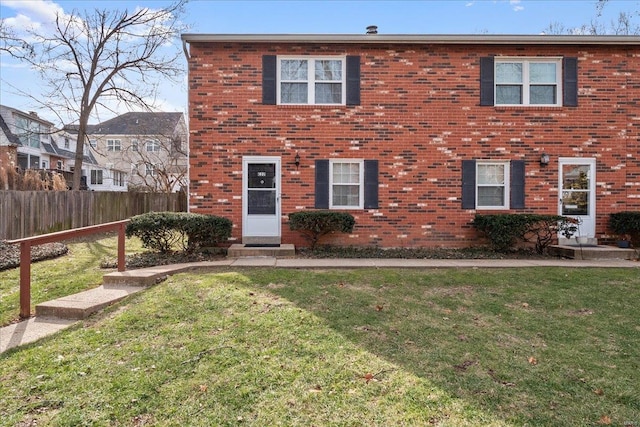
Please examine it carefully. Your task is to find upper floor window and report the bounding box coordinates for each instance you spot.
[14,115,42,148]
[131,139,139,152]
[480,57,577,107]
[495,58,561,106]
[146,139,160,152]
[107,139,121,152]
[64,137,70,149]
[278,57,346,105]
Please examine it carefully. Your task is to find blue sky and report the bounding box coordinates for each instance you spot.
[1,0,638,123]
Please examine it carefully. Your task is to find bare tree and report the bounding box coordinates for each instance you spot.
[544,1,639,35]
[2,2,188,189]
[0,19,33,58]
[128,137,188,194]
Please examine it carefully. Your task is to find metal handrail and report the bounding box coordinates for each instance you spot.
[7,220,129,318]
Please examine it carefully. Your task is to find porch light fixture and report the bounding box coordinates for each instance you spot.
[294,152,300,169]
[540,152,550,166]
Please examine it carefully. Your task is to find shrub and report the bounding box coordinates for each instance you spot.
[126,212,232,253]
[610,211,640,247]
[473,214,577,254]
[288,211,355,249]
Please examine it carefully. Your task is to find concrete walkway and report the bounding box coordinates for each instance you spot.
[2,256,638,354]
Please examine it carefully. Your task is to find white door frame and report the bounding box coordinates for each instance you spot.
[558,157,596,241]
[242,156,281,244]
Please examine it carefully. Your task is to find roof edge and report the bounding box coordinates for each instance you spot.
[181,33,640,45]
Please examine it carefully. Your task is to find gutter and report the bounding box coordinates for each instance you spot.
[181,33,640,45]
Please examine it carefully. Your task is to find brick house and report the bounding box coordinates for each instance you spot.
[181,33,639,248]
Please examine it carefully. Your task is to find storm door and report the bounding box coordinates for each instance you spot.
[559,158,596,238]
[242,156,281,244]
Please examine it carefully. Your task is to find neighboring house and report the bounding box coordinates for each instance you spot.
[0,104,114,190]
[85,112,188,193]
[181,33,639,247]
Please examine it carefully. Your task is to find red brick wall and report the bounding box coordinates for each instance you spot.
[187,42,640,248]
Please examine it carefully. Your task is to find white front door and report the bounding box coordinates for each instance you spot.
[242,156,281,244]
[559,158,596,239]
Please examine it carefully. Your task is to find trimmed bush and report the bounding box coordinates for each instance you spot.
[289,211,355,249]
[473,214,578,254]
[610,211,640,247]
[126,212,232,253]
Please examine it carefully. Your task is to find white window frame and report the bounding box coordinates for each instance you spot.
[494,57,562,107]
[145,163,156,176]
[277,56,346,105]
[90,169,103,185]
[107,139,121,152]
[329,159,364,209]
[131,139,139,152]
[145,139,160,152]
[476,161,510,210]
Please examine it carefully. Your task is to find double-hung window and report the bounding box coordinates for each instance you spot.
[463,160,525,210]
[278,57,346,105]
[330,160,364,209]
[146,139,160,152]
[131,139,139,152]
[145,163,156,176]
[90,170,103,185]
[476,162,510,209]
[107,139,121,152]
[495,58,562,106]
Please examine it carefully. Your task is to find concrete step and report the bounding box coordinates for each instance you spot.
[228,243,295,258]
[35,285,145,320]
[549,244,636,260]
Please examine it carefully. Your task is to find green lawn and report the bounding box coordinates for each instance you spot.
[1,262,639,426]
[0,234,145,325]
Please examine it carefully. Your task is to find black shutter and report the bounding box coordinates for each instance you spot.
[346,56,361,106]
[510,160,525,209]
[363,160,379,209]
[480,57,494,106]
[563,57,578,107]
[262,55,277,105]
[315,160,329,209]
[461,160,476,209]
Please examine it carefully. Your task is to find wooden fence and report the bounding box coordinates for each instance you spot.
[0,191,187,240]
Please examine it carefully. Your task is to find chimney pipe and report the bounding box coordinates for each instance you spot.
[366,25,378,35]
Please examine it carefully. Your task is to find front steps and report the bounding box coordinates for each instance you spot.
[227,243,296,258]
[549,244,636,260]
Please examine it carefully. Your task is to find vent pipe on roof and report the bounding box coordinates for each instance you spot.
[366,25,378,35]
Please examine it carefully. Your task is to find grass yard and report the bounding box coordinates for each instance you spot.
[1,264,639,426]
[0,234,145,325]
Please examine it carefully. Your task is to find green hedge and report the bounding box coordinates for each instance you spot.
[610,211,640,246]
[288,211,355,249]
[126,212,232,253]
[473,214,578,253]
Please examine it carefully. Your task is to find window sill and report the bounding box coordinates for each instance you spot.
[492,105,566,111]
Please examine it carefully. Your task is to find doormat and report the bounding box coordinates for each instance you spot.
[244,244,281,248]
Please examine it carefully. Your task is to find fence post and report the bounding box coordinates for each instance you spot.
[19,241,32,318]
[118,222,126,272]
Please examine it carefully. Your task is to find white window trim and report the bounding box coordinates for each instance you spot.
[277,56,347,106]
[476,161,510,210]
[494,57,562,107]
[329,159,364,209]
[131,139,139,152]
[145,163,156,176]
[145,139,160,152]
[107,139,121,152]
